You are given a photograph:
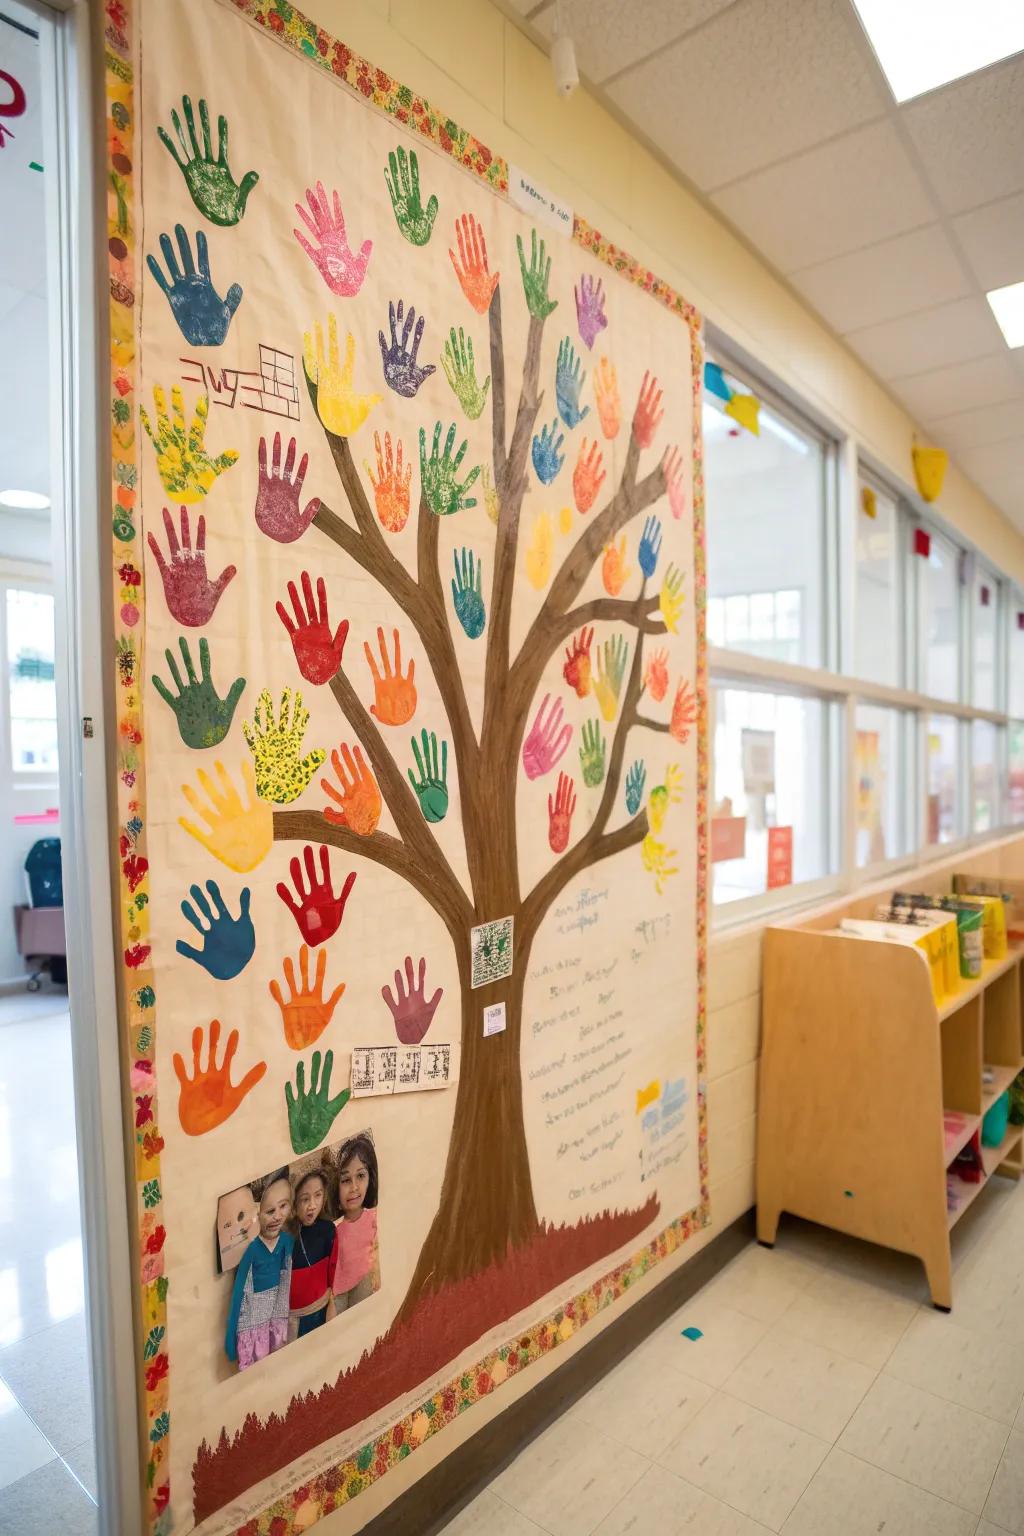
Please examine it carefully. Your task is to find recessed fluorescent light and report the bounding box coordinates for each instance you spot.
[987,281,1024,349]
[0,490,50,510]
[851,0,1024,102]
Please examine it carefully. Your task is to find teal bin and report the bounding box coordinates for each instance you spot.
[982,1091,1010,1148]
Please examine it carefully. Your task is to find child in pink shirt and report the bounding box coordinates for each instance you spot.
[330,1133,380,1310]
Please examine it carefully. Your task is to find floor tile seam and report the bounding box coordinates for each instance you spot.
[880,1356,1024,1428]
[832,1445,1010,1524]
[766,1309,912,1375]
[0,1365,67,1463]
[719,1353,877,1448]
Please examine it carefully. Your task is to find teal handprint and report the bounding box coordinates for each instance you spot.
[555,337,589,429]
[285,1049,350,1155]
[451,548,486,639]
[385,146,438,246]
[625,760,647,816]
[441,326,491,420]
[517,229,558,320]
[419,422,480,516]
[580,718,606,788]
[152,636,245,749]
[157,96,258,228]
[408,729,449,822]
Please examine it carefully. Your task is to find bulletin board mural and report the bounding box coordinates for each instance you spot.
[104,0,707,1531]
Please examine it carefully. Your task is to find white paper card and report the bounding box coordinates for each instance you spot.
[509,164,573,237]
[350,1042,458,1098]
[483,1002,506,1037]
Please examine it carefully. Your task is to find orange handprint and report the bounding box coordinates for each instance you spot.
[321,742,382,835]
[172,1019,266,1136]
[602,535,633,596]
[364,626,416,726]
[366,430,411,533]
[594,357,621,439]
[670,679,697,744]
[644,647,670,703]
[449,212,499,314]
[573,438,606,514]
[270,944,345,1050]
[632,370,664,448]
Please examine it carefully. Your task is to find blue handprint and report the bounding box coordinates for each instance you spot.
[451,547,486,639]
[638,516,663,579]
[378,299,436,398]
[556,337,589,429]
[625,760,647,816]
[532,419,565,485]
[146,224,242,346]
[175,880,254,980]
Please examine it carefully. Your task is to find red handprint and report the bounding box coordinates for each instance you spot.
[548,771,576,853]
[366,430,412,533]
[632,370,664,449]
[670,679,697,744]
[147,506,235,626]
[563,626,594,698]
[276,844,357,947]
[293,180,372,297]
[381,955,443,1045]
[321,743,382,835]
[172,1019,267,1136]
[522,694,572,780]
[449,213,499,314]
[276,571,349,686]
[662,445,686,521]
[573,438,606,514]
[644,647,670,702]
[255,433,320,543]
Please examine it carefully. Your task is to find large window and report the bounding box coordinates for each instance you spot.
[5,587,56,774]
[854,480,901,686]
[918,531,960,701]
[972,565,999,710]
[926,716,959,845]
[971,720,1000,833]
[854,705,908,868]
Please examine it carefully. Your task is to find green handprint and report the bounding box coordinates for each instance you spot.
[517,228,558,321]
[408,728,449,823]
[419,422,481,517]
[157,96,258,228]
[441,326,491,421]
[140,386,238,503]
[579,718,606,788]
[152,636,245,749]
[385,146,438,246]
[242,688,325,805]
[285,1049,350,1155]
[593,634,630,723]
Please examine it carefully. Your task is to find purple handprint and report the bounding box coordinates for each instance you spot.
[379,299,436,399]
[381,955,443,1045]
[147,506,235,626]
[522,694,573,780]
[575,273,608,351]
[255,433,320,544]
[293,180,372,297]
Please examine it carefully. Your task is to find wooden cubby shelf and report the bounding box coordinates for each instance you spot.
[757,895,1024,1311]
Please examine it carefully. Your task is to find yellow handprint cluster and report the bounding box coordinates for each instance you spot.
[304,312,381,437]
[242,688,326,805]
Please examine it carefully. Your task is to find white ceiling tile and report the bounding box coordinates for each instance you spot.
[845,296,1006,380]
[891,353,1022,421]
[927,397,1024,455]
[952,192,1024,293]
[606,0,885,191]
[712,120,933,274]
[534,0,736,84]
[902,52,1024,216]
[790,226,970,334]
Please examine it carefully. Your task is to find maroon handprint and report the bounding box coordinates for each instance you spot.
[275,571,349,686]
[147,506,236,626]
[522,694,572,781]
[255,433,320,543]
[381,955,443,1045]
[548,771,576,854]
[276,844,356,947]
[293,180,372,297]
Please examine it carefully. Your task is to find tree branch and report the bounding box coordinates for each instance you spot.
[488,287,506,492]
[635,714,671,734]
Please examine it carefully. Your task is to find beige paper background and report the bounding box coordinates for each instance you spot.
[136,2,700,1528]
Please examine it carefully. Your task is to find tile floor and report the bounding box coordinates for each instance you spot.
[442,1167,1024,1536]
[0,993,98,1534]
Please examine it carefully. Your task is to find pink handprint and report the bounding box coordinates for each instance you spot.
[381,955,443,1045]
[276,571,349,686]
[147,506,235,626]
[276,844,356,947]
[293,180,372,296]
[255,433,320,543]
[574,273,607,350]
[662,445,686,521]
[548,771,576,853]
[632,370,664,449]
[522,694,572,780]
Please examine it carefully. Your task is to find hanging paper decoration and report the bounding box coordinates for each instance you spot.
[980,585,991,607]
[913,527,931,559]
[703,361,732,403]
[724,392,760,436]
[861,485,877,519]
[959,549,976,588]
[912,443,948,503]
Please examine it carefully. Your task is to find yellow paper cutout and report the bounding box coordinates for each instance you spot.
[724,393,760,436]
[913,444,947,503]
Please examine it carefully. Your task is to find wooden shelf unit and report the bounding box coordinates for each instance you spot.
[757,913,1024,1310]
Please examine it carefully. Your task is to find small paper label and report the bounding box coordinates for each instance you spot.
[471,916,514,989]
[483,1002,506,1037]
[350,1043,458,1097]
[509,164,573,238]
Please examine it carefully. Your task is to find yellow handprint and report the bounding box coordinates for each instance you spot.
[641,831,679,894]
[648,762,684,834]
[592,633,630,723]
[139,386,238,503]
[303,313,381,438]
[558,505,574,536]
[525,512,553,590]
[179,759,273,872]
[659,564,685,633]
[242,688,325,805]
[602,535,633,597]
[482,465,500,526]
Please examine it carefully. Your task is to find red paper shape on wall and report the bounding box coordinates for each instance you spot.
[913,528,931,559]
[767,825,793,890]
[711,815,746,863]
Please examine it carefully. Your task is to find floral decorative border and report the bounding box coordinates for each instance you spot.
[106,1,707,1531]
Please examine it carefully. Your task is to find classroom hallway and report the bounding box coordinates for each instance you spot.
[442,1174,1024,1536]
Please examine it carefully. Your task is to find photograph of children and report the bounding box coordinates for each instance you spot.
[215,1130,380,1374]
